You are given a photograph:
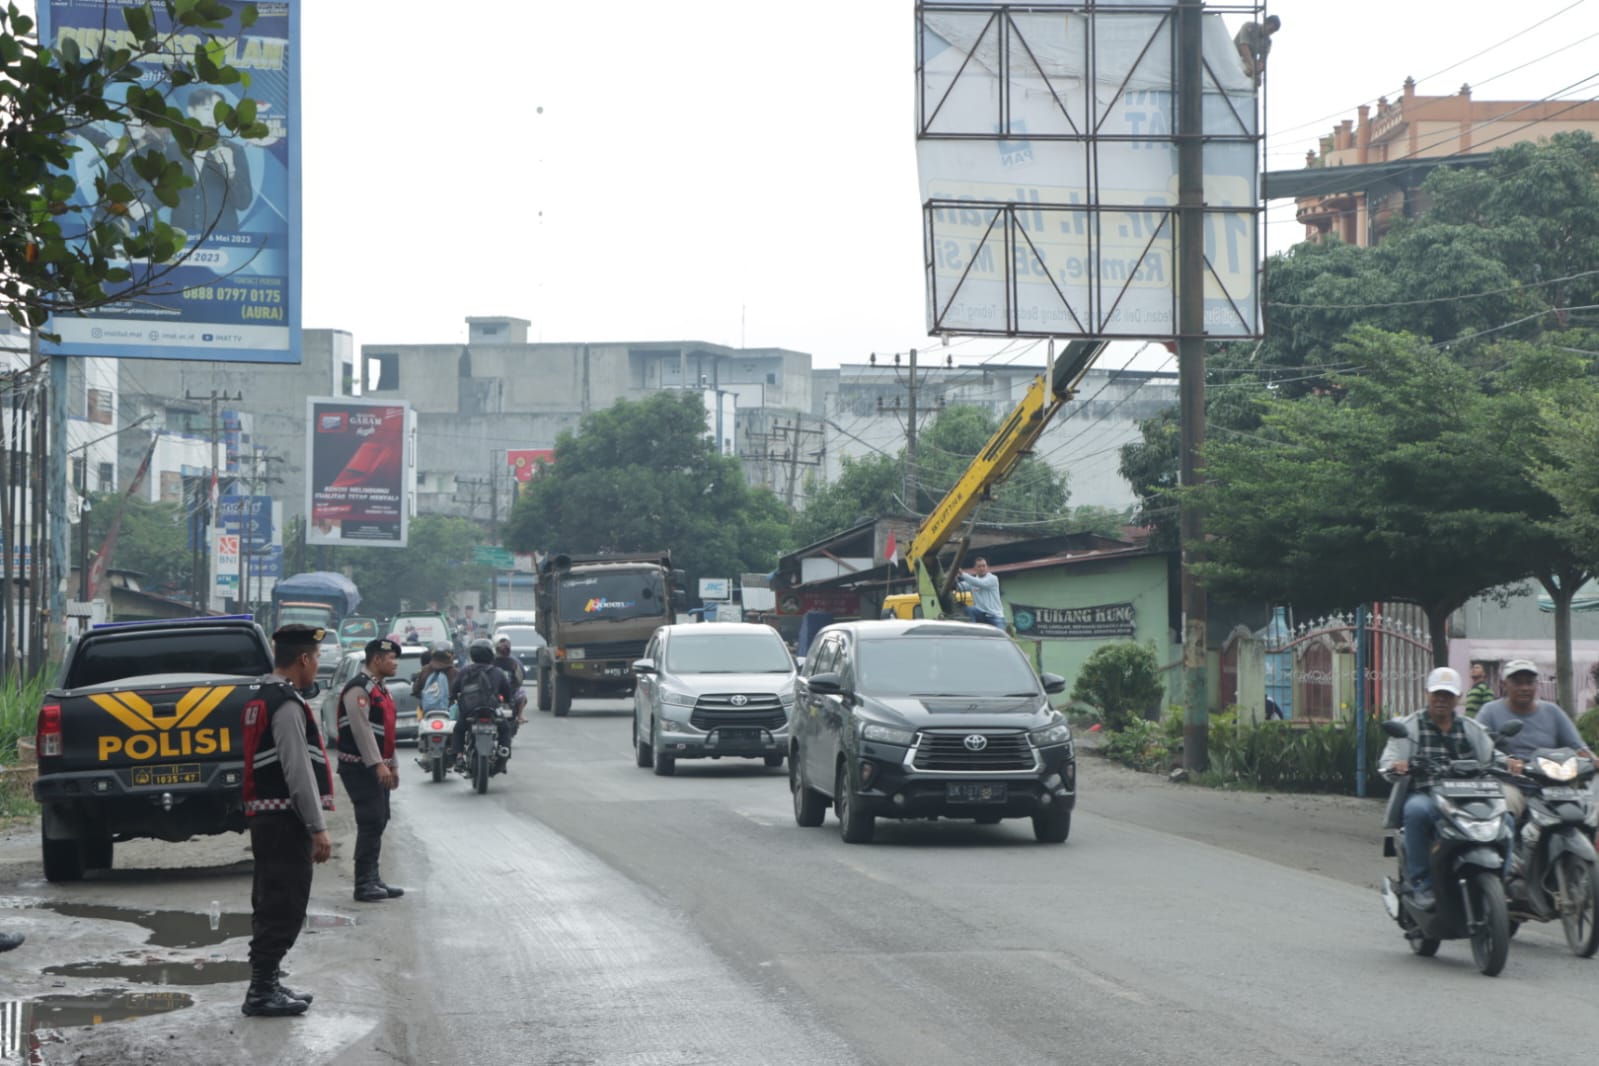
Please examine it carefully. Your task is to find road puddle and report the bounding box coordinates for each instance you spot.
[43,957,250,986]
[0,990,192,1063]
[31,902,355,948]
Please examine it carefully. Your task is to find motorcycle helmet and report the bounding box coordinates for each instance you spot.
[468,637,495,664]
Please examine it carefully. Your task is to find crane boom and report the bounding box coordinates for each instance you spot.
[884,340,1110,620]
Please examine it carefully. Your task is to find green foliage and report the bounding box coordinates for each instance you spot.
[503,392,790,594]
[330,515,493,620]
[790,452,902,547]
[910,405,1069,525]
[1201,713,1389,794]
[0,670,46,765]
[84,491,193,594]
[1578,707,1599,751]
[0,1,267,329]
[1070,641,1164,732]
[1100,713,1176,773]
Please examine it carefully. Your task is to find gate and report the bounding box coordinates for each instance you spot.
[1264,603,1432,721]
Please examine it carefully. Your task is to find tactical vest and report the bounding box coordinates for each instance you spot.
[336,672,397,763]
[242,680,336,817]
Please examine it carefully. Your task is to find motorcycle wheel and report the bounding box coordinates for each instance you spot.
[1467,869,1510,977]
[1408,935,1440,957]
[431,756,445,784]
[473,753,490,794]
[1557,853,1599,958]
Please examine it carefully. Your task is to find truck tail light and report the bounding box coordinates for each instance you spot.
[37,703,62,758]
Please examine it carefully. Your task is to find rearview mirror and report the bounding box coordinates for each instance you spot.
[300,682,322,700]
[1380,719,1408,738]
[808,672,845,696]
[1498,719,1523,738]
[631,659,656,675]
[1039,672,1067,695]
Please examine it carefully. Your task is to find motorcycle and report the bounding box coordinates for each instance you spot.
[413,707,455,783]
[461,702,514,795]
[1502,746,1599,956]
[1378,717,1521,976]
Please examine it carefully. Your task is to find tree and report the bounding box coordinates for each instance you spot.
[83,490,192,593]
[790,452,902,548]
[1,1,268,329]
[1071,641,1164,732]
[503,392,790,592]
[330,515,494,621]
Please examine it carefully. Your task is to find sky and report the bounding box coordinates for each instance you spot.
[295,1,1599,370]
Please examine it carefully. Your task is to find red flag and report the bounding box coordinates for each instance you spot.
[885,531,899,566]
[87,436,158,600]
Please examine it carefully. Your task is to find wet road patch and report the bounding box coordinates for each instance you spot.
[31,901,354,948]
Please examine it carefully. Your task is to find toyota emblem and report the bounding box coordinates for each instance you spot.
[730,694,749,706]
[963,734,988,751]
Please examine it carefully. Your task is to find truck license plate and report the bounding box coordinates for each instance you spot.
[132,763,202,788]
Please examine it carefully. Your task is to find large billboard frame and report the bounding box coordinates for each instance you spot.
[34,0,302,363]
[305,398,413,549]
[916,1,1265,341]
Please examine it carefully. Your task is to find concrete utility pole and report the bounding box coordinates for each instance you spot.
[904,348,919,509]
[186,389,241,610]
[1177,0,1209,772]
[48,351,67,659]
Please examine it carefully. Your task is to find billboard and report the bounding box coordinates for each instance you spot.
[306,399,412,548]
[916,3,1261,340]
[35,1,301,363]
[507,448,555,483]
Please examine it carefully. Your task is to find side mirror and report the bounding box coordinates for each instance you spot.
[1039,672,1067,695]
[1499,719,1523,738]
[300,682,322,700]
[808,672,845,696]
[1380,719,1408,738]
[631,659,656,675]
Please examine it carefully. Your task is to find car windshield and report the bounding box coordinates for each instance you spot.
[557,571,667,623]
[390,616,449,644]
[393,653,426,682]
[496,625,543,647]
[856,636,1040,697]
[666,631,792,674]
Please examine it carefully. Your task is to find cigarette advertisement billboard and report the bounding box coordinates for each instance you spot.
[305,399,412,548]
[35,0,301,363]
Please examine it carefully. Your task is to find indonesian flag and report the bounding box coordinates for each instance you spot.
[885,531,900,567]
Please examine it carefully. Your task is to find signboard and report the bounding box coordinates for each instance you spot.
[915,4,1259,340]
[800,590,860,617]
[507,449,555,483]
[219,495,274,544]
[306,398,411,547]
[35,1,301,363]
[473,546,516,569]
[699,577,731,601]
[1011,601,1136,640]
[213,533,241,596]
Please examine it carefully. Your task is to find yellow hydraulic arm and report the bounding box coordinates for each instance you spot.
[884,340,1110,620]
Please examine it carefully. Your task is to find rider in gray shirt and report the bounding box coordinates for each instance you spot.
[1475,659,1596,819]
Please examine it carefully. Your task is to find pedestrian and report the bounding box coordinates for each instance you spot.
[1464,661,1495,718]
[240,623,335,1017]
[335,637,405,903]
[1233,15,1280,85]
[956,557,1007,630]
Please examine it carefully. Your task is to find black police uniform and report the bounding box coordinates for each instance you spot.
[336,638,403,902]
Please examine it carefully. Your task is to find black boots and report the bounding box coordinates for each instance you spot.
[373,867,405,898]
[242,961,309,1017]
[276,968,313,1005]
[353,862,390,902]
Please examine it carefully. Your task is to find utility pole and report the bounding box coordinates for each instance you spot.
[186,389,241,610]
[904,348,919,510]
[1177,0,1209,772]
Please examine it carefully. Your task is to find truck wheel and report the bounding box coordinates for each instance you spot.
[536,667,552,711]
[42,834,85,883]
[553,673,573,717]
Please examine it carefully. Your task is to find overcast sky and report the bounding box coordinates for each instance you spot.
[298,1,1598,369]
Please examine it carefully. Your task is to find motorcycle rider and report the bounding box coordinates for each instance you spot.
[492,635,529,724]
[1378,666,1503,911]
[1475,659,1596,822]
[411,645,457,715]
[450,638,516,771]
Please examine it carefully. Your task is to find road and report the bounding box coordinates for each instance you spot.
[4,699,1597,1065]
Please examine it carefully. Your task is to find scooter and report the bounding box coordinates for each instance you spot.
[1502,746,1599,956]
[461,702,514,795]
[413,707,455,783]
[1378,717,1521,976]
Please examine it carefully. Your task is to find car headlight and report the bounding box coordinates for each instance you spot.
[658,687,697,708]
[779,688,796,709]
[1537,755,1578,781]
[1029,721,1072,748]
[861,722,916,746]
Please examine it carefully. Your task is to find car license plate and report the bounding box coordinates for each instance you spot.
[946,782,1006,803]
[718,728,761,742]
[1542,786,1585,801]
[131,763,202,788]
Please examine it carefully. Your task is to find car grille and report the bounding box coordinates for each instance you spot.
[912,731,1036,772]
[690,693,787,731]
[568,639,646,662]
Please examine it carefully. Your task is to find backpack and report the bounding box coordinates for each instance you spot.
[420,669,451,713]
[457,665,501,717]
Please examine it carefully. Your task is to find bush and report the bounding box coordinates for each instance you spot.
[1578,706,1599,751]
[0,671,45,766]
[1071,642,1164,732]
[1204,712,1389,794]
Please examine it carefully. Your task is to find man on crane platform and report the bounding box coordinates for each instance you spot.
[957,557,1006,630]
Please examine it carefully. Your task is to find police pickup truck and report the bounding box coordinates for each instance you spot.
[33,615,281,882]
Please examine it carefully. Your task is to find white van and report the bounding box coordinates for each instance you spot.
[492,609,536,628]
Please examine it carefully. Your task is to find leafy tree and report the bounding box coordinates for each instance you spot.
[790,452,902,548]
[330,515,494,621]
[1,1,268,329]
[1071,641,1164,732]
[83,490,192,593]
[503,392,790,593]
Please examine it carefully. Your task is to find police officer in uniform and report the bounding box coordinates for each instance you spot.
[241,624,335,1017]
[336,637,405,902]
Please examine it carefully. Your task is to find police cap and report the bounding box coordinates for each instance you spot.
[365,637,401,660]
[272,624,325,649]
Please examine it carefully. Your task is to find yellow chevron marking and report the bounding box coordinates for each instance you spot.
[91,686,236,732]
[89,693,156,733]
[179,686,234,729]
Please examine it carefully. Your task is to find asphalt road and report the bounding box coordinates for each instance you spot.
[6,700,1599,1065]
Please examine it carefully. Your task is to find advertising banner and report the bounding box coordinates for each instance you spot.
[507,449,555,483]
[306,398,410,547]
[219,495,274,544]
[35,1,301,363]
[213,532,241,597]
[1011,601,1136,640]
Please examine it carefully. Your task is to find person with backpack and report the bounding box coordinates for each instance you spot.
[450,638,516,772]
[411,646,457,716]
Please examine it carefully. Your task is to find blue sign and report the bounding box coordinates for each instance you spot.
[243,544,282,581]
[35,1,301,364]
[218,495,274,544]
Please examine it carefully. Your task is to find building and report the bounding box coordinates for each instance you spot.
[1284,78,1599,247]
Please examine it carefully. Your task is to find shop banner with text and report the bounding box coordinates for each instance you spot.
[1011,601,1136,640]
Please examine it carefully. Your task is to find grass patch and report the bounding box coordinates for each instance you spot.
[0,671,47,818]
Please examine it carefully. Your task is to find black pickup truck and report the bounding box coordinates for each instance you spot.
[33,615,280,882]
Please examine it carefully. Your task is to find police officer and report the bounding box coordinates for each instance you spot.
[241,624,335,1017]
[336,637,404,902]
